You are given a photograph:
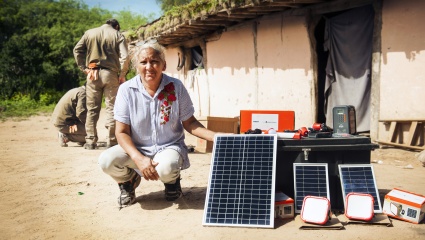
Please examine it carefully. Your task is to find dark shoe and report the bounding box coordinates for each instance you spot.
[118,174,141,207]
[77,142,85,146]
[164,176,182,201]
[58,132,68,147]
[84,143,97,150]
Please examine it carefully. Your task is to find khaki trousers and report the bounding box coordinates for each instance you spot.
[85,68,119,145]
[98,145,183,184]
[57,121,86,143]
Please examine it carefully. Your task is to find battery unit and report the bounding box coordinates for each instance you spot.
[383,188,425,224]
[333,105,356,134]
[275,191,294,219]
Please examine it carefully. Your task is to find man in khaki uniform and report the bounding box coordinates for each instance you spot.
[52,86,87,147]
[73,19,129,150]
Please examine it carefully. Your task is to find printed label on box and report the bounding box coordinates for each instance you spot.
[252,114,278,130]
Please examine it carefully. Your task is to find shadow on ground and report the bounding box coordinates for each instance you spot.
[136,186,207,210]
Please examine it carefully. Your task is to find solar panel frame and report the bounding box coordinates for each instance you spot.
[293,163,330,213]
[338,164,382,213]
[202,134,277,228]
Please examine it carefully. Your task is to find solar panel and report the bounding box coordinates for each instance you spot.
[202,134,277,228]
[338,164,382,213]
[293,163,330,213]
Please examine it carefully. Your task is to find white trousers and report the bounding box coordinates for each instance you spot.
[98,145,183,184]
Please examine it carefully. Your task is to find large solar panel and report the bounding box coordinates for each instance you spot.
[293,163,330,213]
[203,134,277,228]
[338,164,382,213]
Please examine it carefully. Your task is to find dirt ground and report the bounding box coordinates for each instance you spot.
[1,110,425,240]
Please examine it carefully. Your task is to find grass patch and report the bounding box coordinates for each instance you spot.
[0,90,108,121]
[0,93,58,121]
[0,100,55,121]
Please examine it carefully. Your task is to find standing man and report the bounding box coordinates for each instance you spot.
[52,85,87,147]
[73,19,130,150]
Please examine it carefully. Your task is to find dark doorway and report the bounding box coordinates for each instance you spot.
[314,18,328,124]
[190,46,204,70]
[314,5,375,132]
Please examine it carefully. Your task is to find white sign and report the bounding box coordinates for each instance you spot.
[252,114,278,130]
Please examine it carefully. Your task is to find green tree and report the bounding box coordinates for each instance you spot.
[156,0,191,13]
[0,0,107,100]
[0,0,152,102]
[114,9,153,40]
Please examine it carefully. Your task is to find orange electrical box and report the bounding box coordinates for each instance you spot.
[239,110,295,133]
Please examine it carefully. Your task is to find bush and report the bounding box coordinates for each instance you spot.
[0,92,60,121]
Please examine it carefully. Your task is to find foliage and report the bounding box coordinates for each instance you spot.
[0,92,58,121]
[0,0,154,119]
[144,0,221,37]
[115,9,154,30]
[114,9,153,41]
[126,70,137,80]
[0,0,152,99]
[156,0,191,13]
[0,0,104,100]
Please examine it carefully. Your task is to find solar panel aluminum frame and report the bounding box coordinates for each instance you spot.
[202,134,277,228]
[293,163,330,213]
[338,164,382,213]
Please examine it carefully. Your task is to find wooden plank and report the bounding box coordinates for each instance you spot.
[378,120,424,150]
[379,119,425,122]
[407,121,419,146]
[377,140,425,151]
[388,122,398,143]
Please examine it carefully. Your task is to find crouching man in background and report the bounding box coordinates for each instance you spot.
[51,85,87,147]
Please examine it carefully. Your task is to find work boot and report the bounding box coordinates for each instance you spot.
[84,143,97,150]
[118,174,141,208]
[164,176,182,201]
[58,132,69,147]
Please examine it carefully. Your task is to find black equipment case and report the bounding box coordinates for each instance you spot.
[275,136,379,210]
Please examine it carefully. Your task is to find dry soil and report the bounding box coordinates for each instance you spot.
[0,110,424,240]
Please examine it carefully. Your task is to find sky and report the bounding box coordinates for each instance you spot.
[83,0,162,18]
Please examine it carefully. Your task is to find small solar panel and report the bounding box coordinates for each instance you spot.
[203,134,277,228]
[293,163,330,213]
[338,164,382,213]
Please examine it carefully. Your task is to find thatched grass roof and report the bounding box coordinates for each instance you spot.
[133,0,336,47]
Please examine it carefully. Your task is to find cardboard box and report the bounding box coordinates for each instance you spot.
[196,116,239,153]
[240,110,295,133]
[382,188,425,224]
[275,191,294,219]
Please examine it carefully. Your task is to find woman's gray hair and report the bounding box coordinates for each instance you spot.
[131,40,166,72]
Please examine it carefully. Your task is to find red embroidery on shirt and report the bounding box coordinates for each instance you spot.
[158,82,176,125]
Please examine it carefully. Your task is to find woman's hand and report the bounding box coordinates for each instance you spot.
[116,121,160,181]
[136,156,159,181]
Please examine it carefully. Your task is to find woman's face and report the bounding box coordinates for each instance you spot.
[137,48,166,83]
